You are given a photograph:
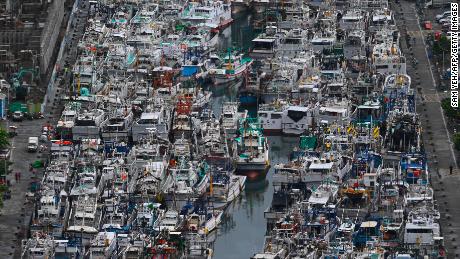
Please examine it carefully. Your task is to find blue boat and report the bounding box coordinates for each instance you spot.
[400,152,427,184]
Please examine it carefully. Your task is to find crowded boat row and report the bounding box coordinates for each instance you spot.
[20,0,444,258]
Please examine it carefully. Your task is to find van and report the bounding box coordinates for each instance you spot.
[28,137,39,152]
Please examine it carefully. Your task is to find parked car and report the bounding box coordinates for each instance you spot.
[438,17,451,24]
[436,11,450,22]
[423,21,432,30]
[12,111,24,121]
[0,149,11,160]
[442,23,451,32]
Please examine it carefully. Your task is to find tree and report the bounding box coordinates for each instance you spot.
[0,128,9,149]
[432,36,451,55]
[441,98,460,120]
[454,133,460,151]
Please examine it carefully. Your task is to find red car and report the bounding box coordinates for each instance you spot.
[423,21,432,30]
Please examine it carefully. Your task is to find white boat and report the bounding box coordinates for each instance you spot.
[180,0,233,30]
[101,106,134,141]
[233,119,270,172]
[131,105,171,142]
[88,232,117,259]
[209,172,246,208]
[136,203,164,228]
[220,102,247,136]
[208,53,253,86]
[404,214,440,245]
[258,101,285,135]
[21,234,56,259]
[72,108,105,141]
[372,41,406,75]
[281,105,314,135]
[188,209,224,234]
[339,9,366,31]
[308,181,339,206]
[158,210,182,232]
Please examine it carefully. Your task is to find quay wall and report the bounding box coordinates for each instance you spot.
[40,0,65,75]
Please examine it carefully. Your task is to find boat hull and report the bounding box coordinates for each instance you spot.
[211,62,251,85]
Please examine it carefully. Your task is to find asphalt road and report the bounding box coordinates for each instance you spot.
[0,119,47,259]
[393,1,460,257]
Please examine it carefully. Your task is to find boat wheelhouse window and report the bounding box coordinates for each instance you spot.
[271,113,282,119]
[375,65,388,69]
[137,118,158,124]
[76,119,96,126]
[284,38,301,44]
[312,40,333,46]
[106,124,125,131]
[406,228,432,233]
[372,18,391,26]
[196,9,210,14]
[320,110,339,116]
[348,37,362,45]
[253,41,274,50]
[287,110,306,122]
[358,107,380,120]
[259,112,268,118]
[223,113,234,118]
[343,17,361,22]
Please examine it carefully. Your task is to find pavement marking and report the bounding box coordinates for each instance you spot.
[413,6,458,168]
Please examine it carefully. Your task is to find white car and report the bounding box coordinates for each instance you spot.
[12,111,24,121]
[0,149,10,160]
[438,16,451,24]
[436,11,450,21]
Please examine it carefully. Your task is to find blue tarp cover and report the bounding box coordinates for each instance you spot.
[182,66,198,77]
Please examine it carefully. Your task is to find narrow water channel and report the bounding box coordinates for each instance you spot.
[209,12,300,259]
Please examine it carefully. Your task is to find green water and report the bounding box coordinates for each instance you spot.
[210,11,299,259]
[209,11,259,118]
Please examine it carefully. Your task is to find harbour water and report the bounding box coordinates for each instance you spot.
[212,136,298,258]
[211,12,299,258]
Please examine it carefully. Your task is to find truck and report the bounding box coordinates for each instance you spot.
[28,137,39,152]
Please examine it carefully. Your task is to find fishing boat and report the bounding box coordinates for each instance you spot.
[131,103,171,142]
[186,205,224,235]
[220,102,247,136]
[72,108,105,141]
[88,232,118,259]
[257,100,286,135]
[180,0,233,31]
[158,210,183,231]
[342,184,368,203]
[233,118,270,173]
[399,152,427,184]
[208,170,246,208]
[208,51,253,86]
